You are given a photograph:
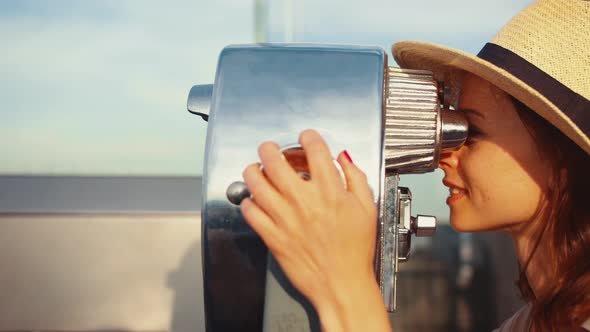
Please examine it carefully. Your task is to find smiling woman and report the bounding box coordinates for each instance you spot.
[439,74,553,233]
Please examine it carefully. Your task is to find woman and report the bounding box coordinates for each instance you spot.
[239,0,590,330]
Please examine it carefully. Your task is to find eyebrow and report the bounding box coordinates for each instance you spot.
[458,108,485,119]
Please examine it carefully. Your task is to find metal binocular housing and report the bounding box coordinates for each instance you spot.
[187,44,468,332]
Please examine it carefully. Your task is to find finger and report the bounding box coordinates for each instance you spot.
[242,162,288,221]
[298,129,343,189]
[337,151,375,213]
[240,198,283,252]
[258,141,302,199]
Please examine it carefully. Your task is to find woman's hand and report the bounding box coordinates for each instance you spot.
[240,129,391,331]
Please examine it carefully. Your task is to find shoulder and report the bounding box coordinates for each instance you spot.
[492,305,531,332]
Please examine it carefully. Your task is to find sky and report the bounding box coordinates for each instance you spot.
[0,0,534,217]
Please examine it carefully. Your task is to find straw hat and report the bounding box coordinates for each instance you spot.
[392,0,590,155]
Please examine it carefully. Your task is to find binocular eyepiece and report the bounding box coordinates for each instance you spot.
[189,44,467,332]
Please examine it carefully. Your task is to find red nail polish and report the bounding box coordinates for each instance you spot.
[343,150,353,164]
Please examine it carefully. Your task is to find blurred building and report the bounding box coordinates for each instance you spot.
[0,176,523,331]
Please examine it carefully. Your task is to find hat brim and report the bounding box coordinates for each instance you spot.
[392,40,590,155]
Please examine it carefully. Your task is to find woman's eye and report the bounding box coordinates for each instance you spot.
[465,126,483,144]
[468,127,481,136]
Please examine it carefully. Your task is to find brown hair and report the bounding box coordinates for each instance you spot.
[511,97,590,331]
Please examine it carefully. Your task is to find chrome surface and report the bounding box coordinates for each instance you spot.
[394,186,437,260]
[263,254,321,332]
[438,83,454,110]
[380,175,401,312]
[226,181,250,206]
[187,84,213,121]
[396,186,413,262]
[385,68,440,173]
[384,68,468,173]
[440,109,469,151]
[412,215,437,237]
[197,44,386,332]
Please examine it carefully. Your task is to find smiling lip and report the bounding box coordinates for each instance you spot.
[446,192,465,205]
[443,179,467,206]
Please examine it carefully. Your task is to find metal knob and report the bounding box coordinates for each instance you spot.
[226,181,250,205]
[411,215,437,237]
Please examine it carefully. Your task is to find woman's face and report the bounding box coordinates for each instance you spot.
[438,74,552,232]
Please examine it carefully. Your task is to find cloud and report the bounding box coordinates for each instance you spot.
[268,0,534,52]
[0,0,254,175]
[302,0,531,33]
[0,0,534,176]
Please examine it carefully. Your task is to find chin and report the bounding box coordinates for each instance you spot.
[449,213,488,233]
[450,214,515,233]
[449,219,474,232]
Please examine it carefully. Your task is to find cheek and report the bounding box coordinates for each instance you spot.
[483,179,543,224]
[460,145,545,225]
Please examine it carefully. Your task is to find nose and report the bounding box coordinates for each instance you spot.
[438,149,460,171]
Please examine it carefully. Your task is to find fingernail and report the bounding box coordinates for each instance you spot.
[343,150,353,164]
